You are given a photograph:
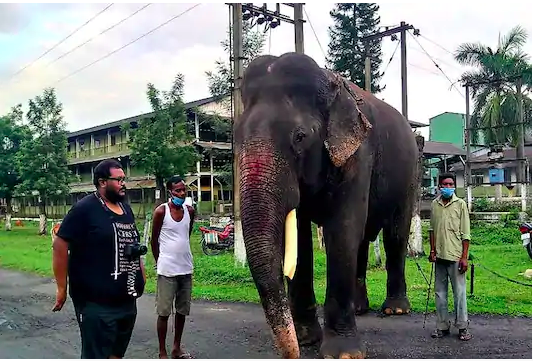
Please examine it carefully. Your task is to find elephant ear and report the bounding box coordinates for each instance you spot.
[322,71,372,168]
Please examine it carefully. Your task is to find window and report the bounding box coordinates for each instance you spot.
[94,139,101,148]
[472,172,484,186]
[111,135,116,146]
[504,168,512,184]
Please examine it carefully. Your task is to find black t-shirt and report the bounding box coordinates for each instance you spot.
[57,193,145,306]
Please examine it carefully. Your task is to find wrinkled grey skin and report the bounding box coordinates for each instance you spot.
[233,52,419,359]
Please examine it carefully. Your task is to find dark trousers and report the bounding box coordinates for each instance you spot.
[73,300,137,359]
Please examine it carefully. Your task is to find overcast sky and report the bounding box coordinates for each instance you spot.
[0,1,531,139]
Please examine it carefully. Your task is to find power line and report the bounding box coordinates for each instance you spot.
[6,3,114,82]
[382,40,400,78]
[407,45,462,72]
[50,4,201,87]
[45,3,152,69]
[303,7,326,60]
[408,31,464,98]
[418,34,455,56]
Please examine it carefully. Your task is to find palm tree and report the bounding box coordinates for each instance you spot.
[454,25,532,148]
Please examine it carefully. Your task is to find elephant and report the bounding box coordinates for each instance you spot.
[233,52,419,359]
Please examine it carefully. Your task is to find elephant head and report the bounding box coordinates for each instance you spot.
[233,53,372,358]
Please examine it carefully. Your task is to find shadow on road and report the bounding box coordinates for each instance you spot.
[0,268,531,359]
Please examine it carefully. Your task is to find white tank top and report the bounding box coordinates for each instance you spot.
[156,203,193,277]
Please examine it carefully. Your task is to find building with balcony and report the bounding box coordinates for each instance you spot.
[9,96,456,219]
[13,96,233,219]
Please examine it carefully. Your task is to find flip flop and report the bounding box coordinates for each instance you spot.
[431,328,450,338]
[459,329,472,341]
[172,352,192,359]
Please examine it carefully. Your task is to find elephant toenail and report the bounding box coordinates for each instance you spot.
[396,308,403,314]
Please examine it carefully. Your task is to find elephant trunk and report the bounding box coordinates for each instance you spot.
[239,140,300,359]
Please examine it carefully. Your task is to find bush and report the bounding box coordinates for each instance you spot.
[470,221,521,245]
[472,198,521,213]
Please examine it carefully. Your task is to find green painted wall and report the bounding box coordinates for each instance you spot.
[429,112,465,148]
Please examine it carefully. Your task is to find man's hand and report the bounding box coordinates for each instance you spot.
[52,287,67,312]
[428,250,436,263]
[458,257,468,274]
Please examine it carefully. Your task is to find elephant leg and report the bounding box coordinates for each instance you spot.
[287,212,322,346]
[354,220,382,315]
[381,207,412,316]
[320,172,371,359]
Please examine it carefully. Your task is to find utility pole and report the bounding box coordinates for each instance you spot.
[365,56,371,92]
[516,77,527,211]
[232,3,246,266]
[465,85,473,211]
[400,21,408,119]
[231,3,305,267]
[362,21,417,119]
[293,3,304,53]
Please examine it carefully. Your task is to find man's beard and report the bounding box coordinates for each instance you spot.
[105,187,126,203]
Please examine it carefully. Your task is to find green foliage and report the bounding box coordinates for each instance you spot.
[14,88,73,204]
[327,3,384,93]
[2,222,531,316]
[205,21,267,112]
[455,25,532,146]
[472,198,522,213]
[0,105,31,202]
[124,74,201,189]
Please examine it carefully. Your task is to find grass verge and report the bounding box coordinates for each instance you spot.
[0,220,531,316]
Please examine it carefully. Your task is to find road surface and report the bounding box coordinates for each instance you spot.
[0,268,531,359]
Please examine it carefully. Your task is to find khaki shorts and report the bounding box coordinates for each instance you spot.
[156,274,192,317]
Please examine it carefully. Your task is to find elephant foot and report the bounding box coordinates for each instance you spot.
[354,278,369,316]
[320,332,366,359]
[381,296,411,316]
[294,317,322,346]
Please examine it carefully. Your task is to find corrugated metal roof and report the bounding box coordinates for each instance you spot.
[67,95,226,139]
[423,141,466,156]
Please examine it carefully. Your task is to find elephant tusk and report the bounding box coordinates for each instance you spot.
[283,209,298,280]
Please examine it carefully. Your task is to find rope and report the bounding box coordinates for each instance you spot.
[474,262,532,287]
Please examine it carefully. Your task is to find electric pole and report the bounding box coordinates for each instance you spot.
[293,3,304,53]
[516,77,527,211]
[362,21,417,119]
[400,21,408,119]
[465,85,472,211]
[231,3,305,266]
[365,56,371,92]
[232,3,246,266]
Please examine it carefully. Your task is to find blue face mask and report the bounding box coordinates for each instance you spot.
[440,187,455,199]
[171,196,185,206]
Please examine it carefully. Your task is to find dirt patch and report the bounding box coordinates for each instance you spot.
[0,268,531,359]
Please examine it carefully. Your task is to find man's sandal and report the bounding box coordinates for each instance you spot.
[459,329,472,341]
[431,329,450,338]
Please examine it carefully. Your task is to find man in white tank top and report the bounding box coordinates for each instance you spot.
[150,176,195,359]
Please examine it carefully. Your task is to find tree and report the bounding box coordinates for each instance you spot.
[124,74,200,207]
[0,105,30,231]
[455,25,532,200]
[205,21,267,107]
[204,21,267,190]
[455,25,532,147]
[327,3,384,93]
[15,88,73,235]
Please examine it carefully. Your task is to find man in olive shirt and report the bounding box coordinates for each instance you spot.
[428,172,472,341]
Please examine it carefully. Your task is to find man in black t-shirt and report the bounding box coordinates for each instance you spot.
[52,159,146,359]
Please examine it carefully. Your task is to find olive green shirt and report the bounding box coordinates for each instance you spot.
[430,194,471,262]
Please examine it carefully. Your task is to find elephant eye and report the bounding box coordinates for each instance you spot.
[294,130,306,143]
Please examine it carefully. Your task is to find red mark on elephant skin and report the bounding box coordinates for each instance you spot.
[240,146,278,185]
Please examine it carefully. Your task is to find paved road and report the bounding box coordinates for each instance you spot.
[0,268,531,359]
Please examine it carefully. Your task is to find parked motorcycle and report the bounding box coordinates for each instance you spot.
[519,222,532,259]
[199,220,234,256]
